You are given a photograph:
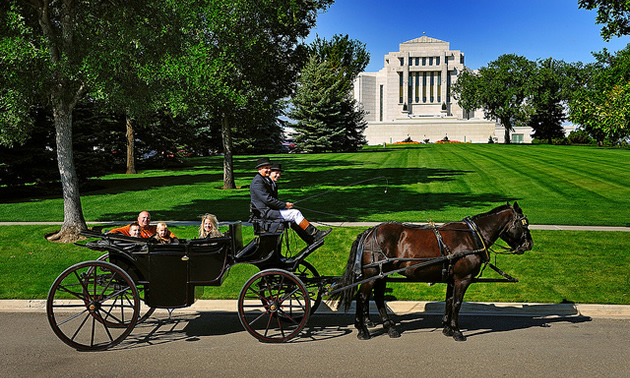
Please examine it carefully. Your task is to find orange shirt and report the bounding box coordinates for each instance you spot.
[107,224,176,238]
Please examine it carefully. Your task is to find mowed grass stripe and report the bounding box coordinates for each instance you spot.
[1,144,629,226]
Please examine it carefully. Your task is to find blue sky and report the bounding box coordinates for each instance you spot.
[307,0,629,71]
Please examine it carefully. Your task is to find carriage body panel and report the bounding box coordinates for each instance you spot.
[95,225,238,308]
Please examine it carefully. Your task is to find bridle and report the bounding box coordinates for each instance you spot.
[497,209,530,254]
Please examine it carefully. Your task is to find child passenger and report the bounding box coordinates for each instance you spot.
[150,222,179,244]
[199,213,224,239]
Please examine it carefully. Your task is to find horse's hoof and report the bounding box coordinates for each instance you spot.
[357,332,371,340]
[453,332,467,342]
[365,320,377,328]
[388,329,401,338]
[442,327,454,337]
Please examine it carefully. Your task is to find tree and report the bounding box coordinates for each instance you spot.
[528,58,569,143]
[579,0,630,40]
[290,34,369,152]
[451,69,480,118]
[1,1,188,242]
[168,0,334,189]
[568,45,630,143]
[308,34,370,92]
[452,54,536,143]
[291,56,366,152]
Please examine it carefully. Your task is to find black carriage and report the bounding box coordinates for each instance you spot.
[47,203,532,349]
[46,220,330,351]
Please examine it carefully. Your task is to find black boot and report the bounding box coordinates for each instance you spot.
[291,223,314,245]
[305,224,332,243]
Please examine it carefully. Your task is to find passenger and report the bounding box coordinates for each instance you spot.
[129,222,141,238]
[150,222,179,244]
[107,210,176,238]
[250,157,331,245]
[199,213,224,239]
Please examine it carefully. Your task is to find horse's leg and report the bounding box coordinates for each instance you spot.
[446,277,473,342]
[362,292,376,328]
[442,280,455,337]
[373,278,400,338]
[354,283,373,340]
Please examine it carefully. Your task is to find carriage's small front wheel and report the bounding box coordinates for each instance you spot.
[46,260,140,351]
[238,269,310,342]
[293,261,322,314]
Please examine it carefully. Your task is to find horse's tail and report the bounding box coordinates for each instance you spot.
[329,227,372,312]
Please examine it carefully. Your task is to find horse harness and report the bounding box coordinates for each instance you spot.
[352,219,490,282]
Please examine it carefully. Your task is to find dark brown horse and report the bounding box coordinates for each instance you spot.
[331,202,533,341]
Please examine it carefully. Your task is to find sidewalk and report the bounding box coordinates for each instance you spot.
[2,299,629,319]
[1,221,630,232]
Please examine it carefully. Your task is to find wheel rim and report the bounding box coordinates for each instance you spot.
[293,261,322,314]
[46,261,140,351]
[238,269,310,342]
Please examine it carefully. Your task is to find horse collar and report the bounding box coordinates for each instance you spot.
[464,217,489,260]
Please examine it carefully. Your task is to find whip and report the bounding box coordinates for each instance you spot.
[292,176,389,205]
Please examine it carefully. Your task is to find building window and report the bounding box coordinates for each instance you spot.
[415,73,419,103]
[430,72,434,102]
[380,85,383,122]
[512,134,524,144]
[447,72,451,103]
[460,54,464,64]
[437,71,441,103]
[415,57,419,66]
[399,72,403,103]
[436,56,440,65]
[399,58,404,66]
[408,74,413,104]
[429,57,433,66]
[422,57,426,66]
[422,72,427,102]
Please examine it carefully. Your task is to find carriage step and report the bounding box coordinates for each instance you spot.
[285,238,324,264]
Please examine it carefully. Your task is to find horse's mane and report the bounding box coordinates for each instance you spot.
[470,203,512,221]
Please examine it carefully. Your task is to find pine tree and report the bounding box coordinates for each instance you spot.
[291,56,367,152]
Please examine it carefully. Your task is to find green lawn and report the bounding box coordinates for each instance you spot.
[1,225,629,304]
[1,144,629,303]
[1,144,629,226]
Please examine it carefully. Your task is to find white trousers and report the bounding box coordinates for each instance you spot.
[279,209,305,225]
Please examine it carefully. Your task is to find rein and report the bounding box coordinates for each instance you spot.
[292,176,389,206]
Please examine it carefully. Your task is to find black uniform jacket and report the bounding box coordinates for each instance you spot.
[250,173,285,220]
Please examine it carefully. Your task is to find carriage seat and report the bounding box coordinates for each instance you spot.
[249,216,289,236]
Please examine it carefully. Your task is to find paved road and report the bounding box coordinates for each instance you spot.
[3,311,629,377]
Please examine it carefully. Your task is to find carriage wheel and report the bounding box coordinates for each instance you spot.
[46,261,140,351]
[88,253,156,324]
[293,261,322,314]
[238,269,310,342]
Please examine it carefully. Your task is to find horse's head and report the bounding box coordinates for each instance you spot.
[499,202,533,255]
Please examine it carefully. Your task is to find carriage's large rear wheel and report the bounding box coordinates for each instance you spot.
[46,261,140,351]
[238,269,310,342]
[90,253,156,324]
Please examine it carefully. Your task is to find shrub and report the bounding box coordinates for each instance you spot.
[568,130,593,145]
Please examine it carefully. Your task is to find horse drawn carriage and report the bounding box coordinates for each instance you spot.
[46,202,532,350]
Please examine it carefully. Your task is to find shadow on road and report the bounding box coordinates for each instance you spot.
[112,305,593,350]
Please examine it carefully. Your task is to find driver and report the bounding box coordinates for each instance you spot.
[249,157,331,244]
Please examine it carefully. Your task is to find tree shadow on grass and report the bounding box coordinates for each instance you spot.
[4,159,514,225]
[91,165,511,223]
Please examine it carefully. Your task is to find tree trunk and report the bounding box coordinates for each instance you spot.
[126,114,137,174]
[502,118,512,144]
[47,101,87,243]
[221,114,236,189]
